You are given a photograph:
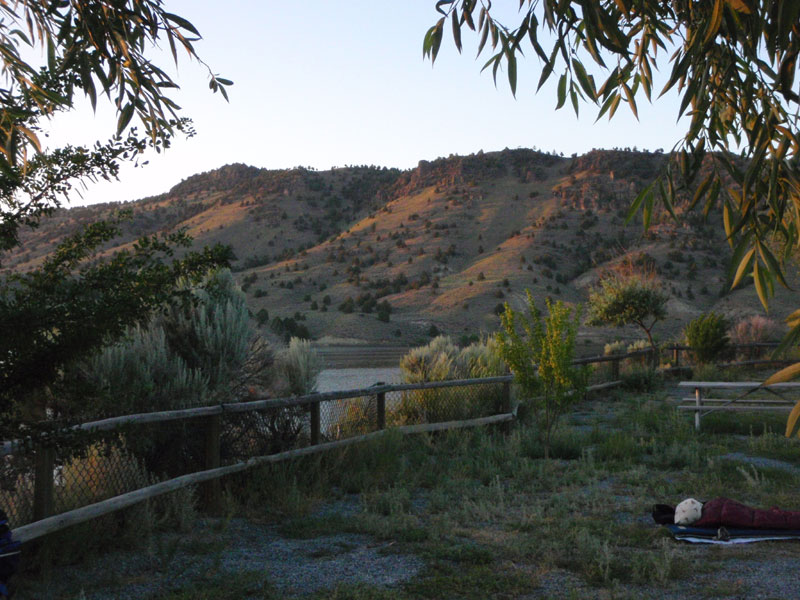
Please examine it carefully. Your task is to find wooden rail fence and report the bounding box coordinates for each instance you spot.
[6,343,789,543]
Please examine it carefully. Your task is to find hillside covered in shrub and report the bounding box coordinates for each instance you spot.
[3,148,795,346]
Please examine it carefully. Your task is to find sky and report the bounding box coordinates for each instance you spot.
[44,2,688,207]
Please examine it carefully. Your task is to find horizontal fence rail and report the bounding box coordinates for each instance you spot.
[2,343,792,544]
[12,413,516,544]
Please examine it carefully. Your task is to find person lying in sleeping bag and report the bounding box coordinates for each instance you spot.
[672,497,800,529]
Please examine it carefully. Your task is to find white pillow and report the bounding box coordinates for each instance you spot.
[674,498,703,525]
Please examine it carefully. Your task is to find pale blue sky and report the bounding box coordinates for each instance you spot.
[46,2,687,206]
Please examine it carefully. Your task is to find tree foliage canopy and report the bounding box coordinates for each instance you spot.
[426,0,800,318]
[0,214,234,417]
[0,0,231,253]
[0,2,232,421]
[587,270,668,349]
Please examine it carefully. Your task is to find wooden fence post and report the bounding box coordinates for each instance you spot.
[502,381,512,412]
[33,445,55,522]
[611,357,620,380]
[672,346,680,368]
[310,401,321,445]
[376,387,386,431]
[501,381,512,432]
[201,414,222,514]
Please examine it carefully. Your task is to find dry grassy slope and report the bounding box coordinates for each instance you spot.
[2,149,794,347]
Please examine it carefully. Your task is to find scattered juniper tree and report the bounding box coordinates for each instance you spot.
[684,312,730,365]
[587,270,668,355]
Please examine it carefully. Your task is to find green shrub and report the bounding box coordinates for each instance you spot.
[74,268,273,475]
[399,336,457,383]
[603,340,626,356]
[274,337,322,396]
[81,268,265,416]
[626,339,650,353]
[684,312,730,364]
[496,291,586,459]
[621,368,662,392]
[395,336,507,424]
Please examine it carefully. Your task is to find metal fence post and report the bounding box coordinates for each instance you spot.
[310,401,321,445]
[694,386,702,432]
[33,445,55,522]
[201,414,222,514]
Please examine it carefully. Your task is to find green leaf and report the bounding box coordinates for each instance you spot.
[570,86,579,116]
[595,91,617,122]
[625,182,653,224]
[432,18,445,62]
[607,93,622,119]
[642,188,654,230]
[785,397,800,437]
[724,0,751,14]
[690,173,714,211]
[659,176,678,221]
[556,73,567,109]
[507,50,517,96]
[451,10,462,53]
[703,178,721,217]
[753,259,769,311]
[537,45,559,91]
[766,362,800,387]
[703,0,724,45]
[731,247,755,289]
[117,103,135,135]
[478,19,490,56]
[572,59,596,101]
[622,83,638,120]
[722,200,733,242]
[164,13,201,36]
[758,243,789,288]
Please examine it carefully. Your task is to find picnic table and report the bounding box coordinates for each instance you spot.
[677,381,800,431]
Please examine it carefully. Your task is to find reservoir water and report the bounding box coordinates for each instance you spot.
[316,368,403,393]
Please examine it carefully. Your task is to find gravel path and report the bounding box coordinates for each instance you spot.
[16,518,423,600]
[528,551,800,600]
[720,452,800,475]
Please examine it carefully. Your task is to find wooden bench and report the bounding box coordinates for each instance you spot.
[677,382,800,431]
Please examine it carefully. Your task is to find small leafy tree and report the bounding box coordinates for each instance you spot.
[495,291,585,459]
[587,270,668,353]
[684,312,730,365]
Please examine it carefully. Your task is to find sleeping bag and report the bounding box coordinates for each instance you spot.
[693,497,800,530]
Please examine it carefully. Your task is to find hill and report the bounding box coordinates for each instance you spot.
[3,148,794,348]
